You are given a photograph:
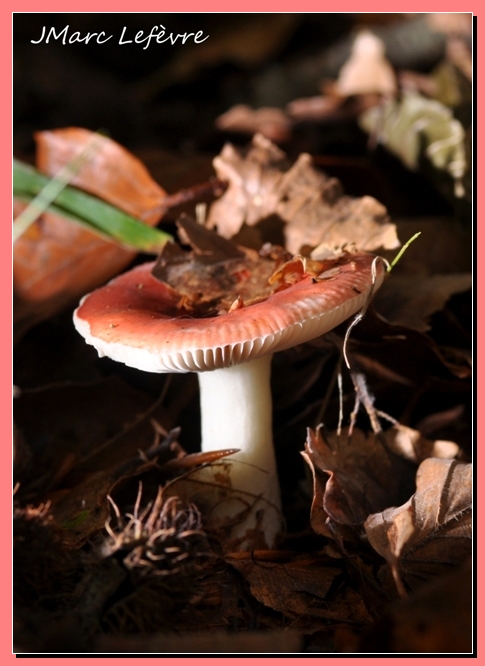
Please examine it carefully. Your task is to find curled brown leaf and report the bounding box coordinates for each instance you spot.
[365,457,472,592]
[302,426,416,541]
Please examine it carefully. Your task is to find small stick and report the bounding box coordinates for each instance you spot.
[142,178,228,219]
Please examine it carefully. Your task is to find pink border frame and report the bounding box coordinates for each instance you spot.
[7,3,481,664]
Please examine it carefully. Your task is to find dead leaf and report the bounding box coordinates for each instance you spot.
[425,12,472,37]
[349,305,472,381]
[302,426,416,540]
[35,128,167,222]
[216,104,291,143]
[207,134,400,255]
[374,273,472,332]
[152,215,375,318]
[14,128,167,337]
[382,423,459,464]
[365,458,472,591]
[286,94,377,124]
[227,552,341,618]
[359,91,467,197]
[334,31,396,97]
[286,94,345,122]
[151,217,284,317]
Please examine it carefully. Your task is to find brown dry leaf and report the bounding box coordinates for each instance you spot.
[374,273,472,332]
[13,201,139,337]
[425,12,472,37]
[151,215,283,317]
[216,104,291,143]
[286,94,345,122]
[383,423,459,464]
[365,458,472,592]
[373,217,471,336]
[334,31,397,97]
[349,305,472,381]
[14,128,167,337]
[207,134,399,255]
[302,427,416,541]
[285,32,395,128]
[227,552,341,618]
[153,214,372,320]
[35,128,167,221]
[286,94,377,125]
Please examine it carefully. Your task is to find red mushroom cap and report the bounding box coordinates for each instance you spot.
[73,253,385,373]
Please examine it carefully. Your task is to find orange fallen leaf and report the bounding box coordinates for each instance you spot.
[14,128,168,337]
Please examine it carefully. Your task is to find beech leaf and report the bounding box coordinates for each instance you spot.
[35,127,167,223]
[13,129,171,336]
[302,426,416,540]
[13,161,172,252]
[207,134,400,254]
[382,423,460,464]
[365,458,472,591]
[227,553,341,618]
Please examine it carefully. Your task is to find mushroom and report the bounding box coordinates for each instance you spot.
[73,250,385,549]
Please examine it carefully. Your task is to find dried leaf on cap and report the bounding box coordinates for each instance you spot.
[152,214,373,318]
[207,134,399,255]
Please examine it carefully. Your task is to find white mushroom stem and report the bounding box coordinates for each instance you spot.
[197,353,282,548]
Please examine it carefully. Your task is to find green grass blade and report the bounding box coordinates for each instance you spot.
[13,159,172,252]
